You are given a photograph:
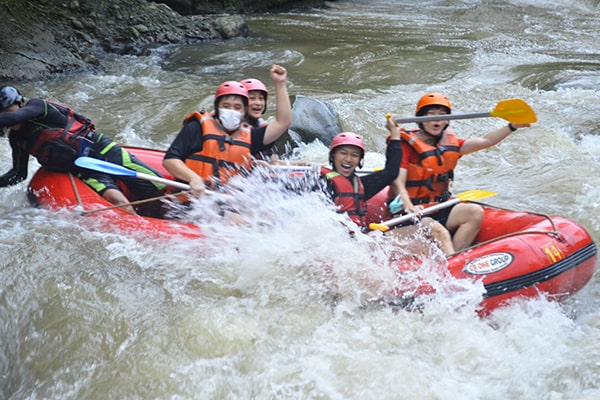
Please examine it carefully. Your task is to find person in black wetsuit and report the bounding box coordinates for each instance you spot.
[0,85,165,216]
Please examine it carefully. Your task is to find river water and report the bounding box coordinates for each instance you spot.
[2,0,600,399]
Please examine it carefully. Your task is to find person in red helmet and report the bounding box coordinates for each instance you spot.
[320,117,401,233]
[241,65,291,161]
[163,65,291,194]
[387,92,532,254]
[240,77,269,128]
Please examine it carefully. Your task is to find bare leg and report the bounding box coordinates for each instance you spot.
[102,188,137,215]
[385,225,426,253]
[445,203,484,251]
[421,217,455,255]
[385,218,455,256]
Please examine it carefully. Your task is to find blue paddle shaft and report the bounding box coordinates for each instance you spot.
[74,156,191,190]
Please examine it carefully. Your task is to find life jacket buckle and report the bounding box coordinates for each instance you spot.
[77,136,94,157]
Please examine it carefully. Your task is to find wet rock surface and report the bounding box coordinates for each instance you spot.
[0,0,329,81]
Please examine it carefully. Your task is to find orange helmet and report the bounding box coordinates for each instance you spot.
[416,93,451,116]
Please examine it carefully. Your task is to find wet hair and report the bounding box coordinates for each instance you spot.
[417,104,450,117]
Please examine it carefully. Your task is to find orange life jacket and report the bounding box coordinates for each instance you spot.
[401,128,461,205]
[321,167,367,227]
[183,111,252,187]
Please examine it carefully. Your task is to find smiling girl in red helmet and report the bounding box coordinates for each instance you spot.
[321,117,401,233]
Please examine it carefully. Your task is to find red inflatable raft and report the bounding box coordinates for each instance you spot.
[364,187,597,313]
[27,147,204,240]
[27,147,597,313]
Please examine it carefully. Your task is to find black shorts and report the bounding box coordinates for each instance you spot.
[77,136,165,200]
[428,203,457,233]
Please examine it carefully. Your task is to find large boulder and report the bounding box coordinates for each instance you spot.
[264,95,342,157]
[288,95,342,146]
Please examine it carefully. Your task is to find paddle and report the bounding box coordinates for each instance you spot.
[393,98,537,125]
[368,189,497,232]
[269,164,378,175]
[74,156,193,191]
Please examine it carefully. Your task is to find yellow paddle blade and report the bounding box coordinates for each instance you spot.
[454,189,497,201]
[490,99,537,124]
[369,223,390,232]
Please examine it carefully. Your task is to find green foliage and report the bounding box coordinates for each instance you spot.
[0,0,30,11]
[0,0,36,19]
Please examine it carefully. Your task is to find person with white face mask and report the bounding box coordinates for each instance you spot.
[218,108,245,132]
[163,64,291,194]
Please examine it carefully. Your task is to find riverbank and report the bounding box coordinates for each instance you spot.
[0,0,330,81]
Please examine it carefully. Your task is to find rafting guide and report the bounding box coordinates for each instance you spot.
[0,85,165,216]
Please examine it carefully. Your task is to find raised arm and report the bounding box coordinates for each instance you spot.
[460,122,530,155]
[361,116,402,199]
[263,64,292,145]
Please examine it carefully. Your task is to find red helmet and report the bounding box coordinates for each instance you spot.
[330,132,365,153]
[416,93,451,116]
[215,81,249,102]
[329,132,365,167]
[241,78,268,114]
[241,78,269,97]
[214,81,248,118]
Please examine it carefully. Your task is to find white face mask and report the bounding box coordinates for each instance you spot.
[218,108,244,132]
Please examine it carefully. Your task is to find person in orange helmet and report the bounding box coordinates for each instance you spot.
[387,93,531,254]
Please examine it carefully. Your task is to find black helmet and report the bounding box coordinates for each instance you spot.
[0,86,23,111]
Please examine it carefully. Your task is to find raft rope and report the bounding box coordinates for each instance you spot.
[68,171,84,207]
[79,192,178,215]
[66,171,182,215]
[448,201,561,258]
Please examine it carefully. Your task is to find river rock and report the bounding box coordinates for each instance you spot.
[0,1,247,81]
[0,0,331,82]
[288,95,342,146]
